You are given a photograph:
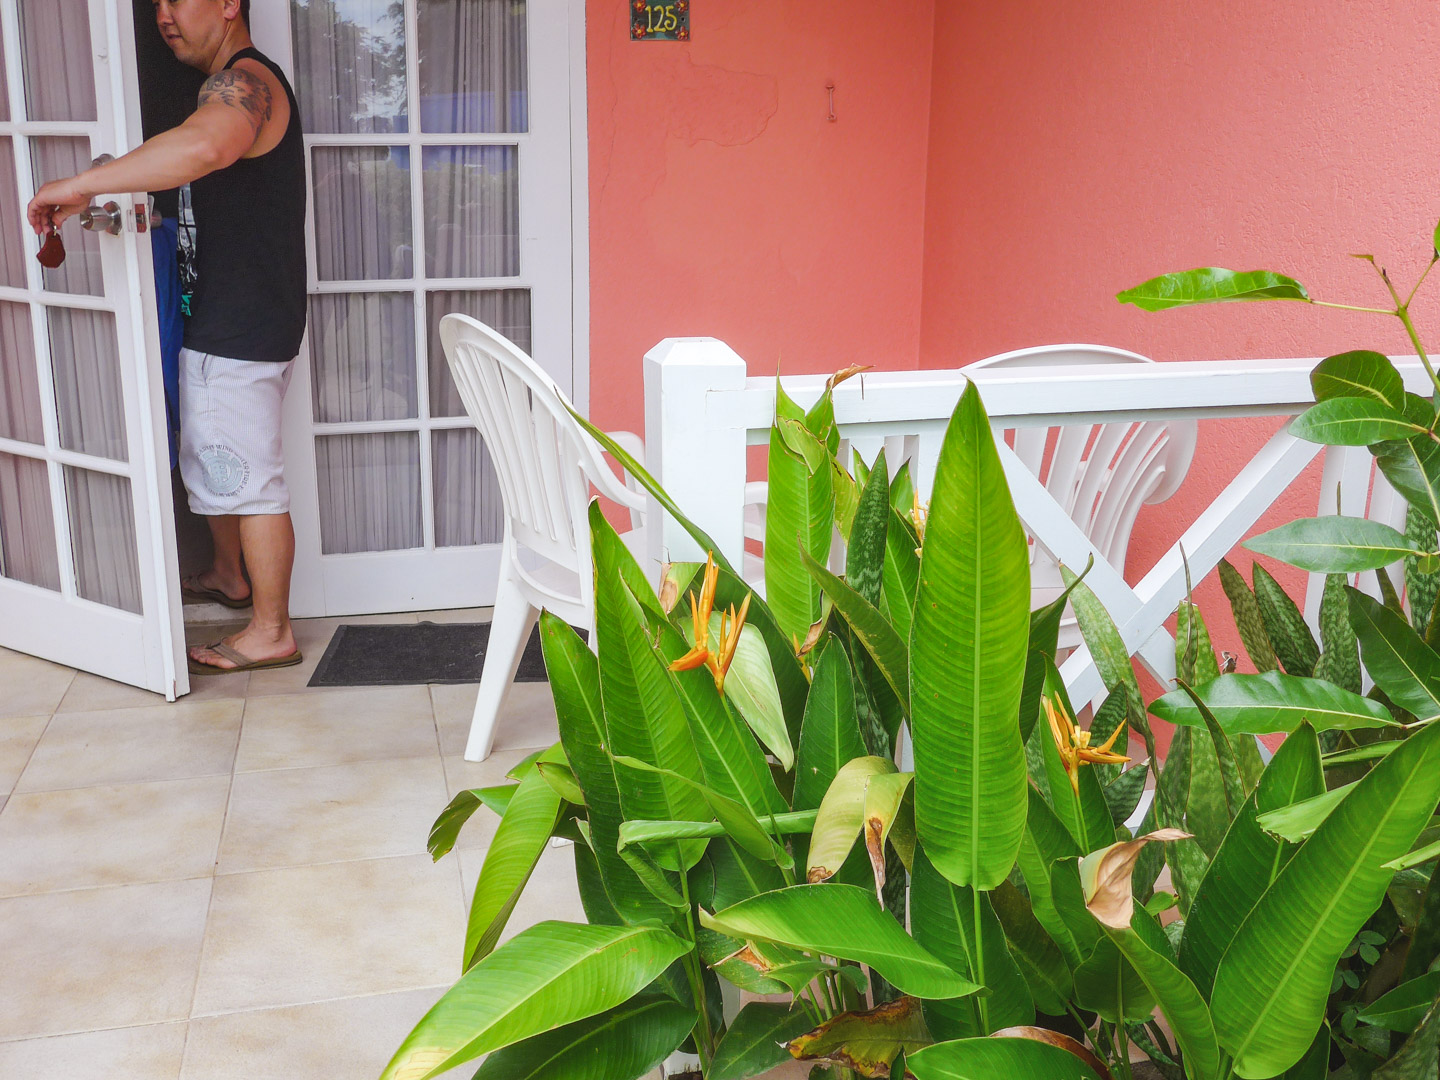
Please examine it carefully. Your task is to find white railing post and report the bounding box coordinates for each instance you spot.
[643,338,749,568]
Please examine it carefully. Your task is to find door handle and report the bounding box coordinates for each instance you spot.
[79,200,123,235]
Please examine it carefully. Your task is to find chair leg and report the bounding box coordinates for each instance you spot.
[464,573,539,762]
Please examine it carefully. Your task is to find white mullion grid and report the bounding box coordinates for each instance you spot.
[0,286,115,311]
[0,434,130,477]
[313,416,472,436]
[311,275,531,294]
[404,0,435,552]
[305,131,530,148]
[1,121,93,137]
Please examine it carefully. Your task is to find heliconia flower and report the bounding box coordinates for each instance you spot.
[711,592,751,693]
[1043,695,1129,795]
[667,552,751,693]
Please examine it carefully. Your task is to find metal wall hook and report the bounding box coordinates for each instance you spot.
[826,81,836,122]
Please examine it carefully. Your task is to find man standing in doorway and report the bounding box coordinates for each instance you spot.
[28,0,306,673]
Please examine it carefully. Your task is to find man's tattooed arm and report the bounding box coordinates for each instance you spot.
[198,68,273,135]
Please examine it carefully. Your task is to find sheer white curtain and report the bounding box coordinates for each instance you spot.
[0,453,60,591]
[18,0,95,123]
[293,0,530,555]
[0,141,23,288]
[0,302,42,444]
[65,468,141,612]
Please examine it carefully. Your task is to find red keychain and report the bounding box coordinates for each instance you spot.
[36,224,65,269]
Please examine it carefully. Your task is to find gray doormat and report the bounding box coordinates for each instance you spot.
[307,622,552,687]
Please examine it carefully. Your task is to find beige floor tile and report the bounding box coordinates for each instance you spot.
[0,1022,187,1080]
[178,987,482,1080]
[0,776,230,896]
[431,680,558,757]
[17,700,242,792]
[235,685,438,771]
[56,672,167,712]
[416,606,494,624]
[0,650,74,718]
[192,854,465,1015]
[219,757,449,874]
[440,746,544,799]
[0,878,211,1039]
[457,844,585,946]
[0,714,48,795]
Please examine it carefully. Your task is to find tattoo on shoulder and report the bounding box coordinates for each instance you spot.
[198,68,273,131]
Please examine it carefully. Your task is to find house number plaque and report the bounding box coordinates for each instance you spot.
[631,0,689,40]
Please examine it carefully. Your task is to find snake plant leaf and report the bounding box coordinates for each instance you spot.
[766,407,835,645]
[807,756,897,883]
[907,1036,1108,1080]
[710,1002,819,1080]
[1290,396,1426,445]
[1254,781,1355,843]
[1408,506,1440,638]
[1357,971,1440,1032]
[1245,516,1427,573]
[1149,671,1397,733]
[1021,570,1092,748]
[702,884,982,1000]
[1348,587,1440,720]
[464,750,567,969]
[469,994,695,1080]
[1178,724,1324,999]
[1218,558,1279,672]
[863,771,917,886]
[795,637,866,820]
[1116,267,1309,310]
[1252,563,1320,677]
[1060,566,1155,761]
[1102,765,1149,828]
[802,546,910,713]
[1211,718,1440,1078]
[989,880,1073,1016]
[1016,786,1083,968]
[848,447,892,609]
[911,382,1030,889]
[1373,431,1440,529]
[787,995,933,1077]
[911,847,1034,1039]
[882,507,921,642]
[380,921,692,1080]
[590,505,709,872]
[1310,350,1405,410]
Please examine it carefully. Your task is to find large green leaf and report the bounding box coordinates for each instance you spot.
[590,506,709,871]
[1149,671,1398,733]
[464,750,565,969]
[709,1002,818,1080]
[882,507,921,642]
[379,922,691,1080]
[1290,397,1425,445]
[1116,267,1309,310]
[1358,971,1440,1032]
[910,382,1030,888]
[765,400,835,645]
[1211,719,1440,1077]
[794,635,867,813]
[989,879,1073,1016]
[1039,661,1118,855]
[1245,515,1427,572]
[1348,587,1440,720]
[807,756,897,882]
[1254,781,1355,842]
[1310,350,1405,410]
[618,810,817,849]
[1016,786,1083,968]
[469,995,694,1080]
[911,847,1034,1038]
[802,546,910,713]
[907,1037,1107,1080]
[1373,432,1440,528]
[429,788,492,862]
[701,884,982,1000]
[710,620,793,771]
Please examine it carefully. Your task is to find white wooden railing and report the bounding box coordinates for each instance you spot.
[642,338,1434,707]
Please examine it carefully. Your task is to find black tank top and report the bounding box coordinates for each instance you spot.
[184,48,307,363]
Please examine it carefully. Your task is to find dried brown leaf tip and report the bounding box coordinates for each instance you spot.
[826,364,872,392]
[990,1027,1115,1080]
[1080,829,1191,929]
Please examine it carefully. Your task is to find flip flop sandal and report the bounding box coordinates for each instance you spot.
[189,641,304,675]
[181,582,253,609]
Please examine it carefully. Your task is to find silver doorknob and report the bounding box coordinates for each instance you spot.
[79,201,122,235]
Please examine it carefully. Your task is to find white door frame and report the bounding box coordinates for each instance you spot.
[0,0,187,696]
[253,0,589,617]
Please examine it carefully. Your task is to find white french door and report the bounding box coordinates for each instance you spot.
[0,0,187,695]
[254,0,584,616]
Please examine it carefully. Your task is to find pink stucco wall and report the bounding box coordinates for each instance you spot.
[585,0,936,437]
[918,0,1440,682]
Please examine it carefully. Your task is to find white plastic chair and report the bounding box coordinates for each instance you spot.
[968,344,1197,648]
[440,313,650,761]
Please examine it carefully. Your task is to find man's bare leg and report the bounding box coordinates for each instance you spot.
[189,513,297,667]
[183,514,251,603]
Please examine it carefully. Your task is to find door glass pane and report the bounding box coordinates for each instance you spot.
[417,0,528,133]
[312,146,413,281]
[0,15,9,123]
[432,428,503,546]
[0,452,60,591]
[18,0,96,122]
[426,288,530,417]
[31,138,103,296]
[64,467,141,612]
[0,140,24,288]
[48,307,127,460]
[422,145,518,278]
[309,293,416,422]
[1,302,42,444]
[315,432,422,553]
[291,0,408,134]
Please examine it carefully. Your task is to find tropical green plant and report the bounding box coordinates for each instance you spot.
[383,324,1440,1080]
